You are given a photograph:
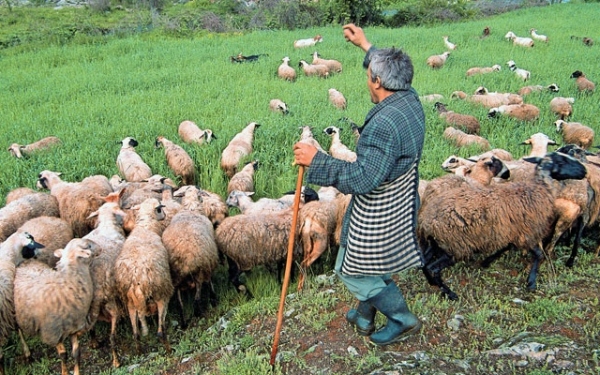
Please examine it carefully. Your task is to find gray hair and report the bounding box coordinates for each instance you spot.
[369,47,413,91]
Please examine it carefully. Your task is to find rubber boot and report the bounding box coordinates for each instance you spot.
[367,282,422,346]
[345,301,376,336]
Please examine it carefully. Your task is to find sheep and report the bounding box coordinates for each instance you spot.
[328,88,347,110]
[82,190,127,368]
[451,88,523,108]
[443,126,490,150]
[7,136,62,159]
[426,51,450,69]
[220,122,260,178]
[323,126,357,162]
[0,192,60,242]
[299,60,329,78]
[162,186,219,327]
[298,125,326,154]
[507,60,530,81]
[4,187,37,205]
[178,120,216,145]
[418,152,587,300]
[277,56,296,81]
[227,160,259,195]
[215,209,301,296]
[114,198,173,353]
[116,137,153,182]
[312,51,342,73]
[443,35,456,50]
[269,99,289,114]
[14,238,99,375]
[504,31,534,47]
[36,170,113,238]
[550,97,575,120]
[226,189,308,216]
[434,102,481,135]
[571,35,594,46]
[419,94,444,102]
[481,26,490,38]
[18,216,73,269]
[155,135,197,186]
[570,70,595,93]
[521,133,557,157]
[293,34,322,48]
[198,189,229,228]
[0,231,43,375]
[530,28,548,42]
[465,64,501,77]
[555,120,595,149]
[441,149,514,173]
[229,53,267,63]
[518,83,559,96]
[488,103,540,122]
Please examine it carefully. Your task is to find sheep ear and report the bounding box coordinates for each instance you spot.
[522,156,542,164]
[54,249,64,258]
[245,191,255,196]
[87,210,99,219]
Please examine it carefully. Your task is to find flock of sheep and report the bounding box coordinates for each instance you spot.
[1,24,598,375]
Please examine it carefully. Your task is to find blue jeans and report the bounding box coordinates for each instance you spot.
[335,246,393,301]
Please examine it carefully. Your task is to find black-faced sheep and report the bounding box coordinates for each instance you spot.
[7,136,62,159]
[323,126,356,162]
[269,99,289,114]
[277,57,296,81]
[507,60,530,81]
[434,102,481,135]
[18,216,73,269]
[418,152,587,300]
[0,192,60,242]
[518,83,559,96]
[155,135,197,186]
[178,120,215,145]
[570,70,595,93]
[14,238,99,375]
[555,120,595,149]
[220,122,260,178]
[116,137,153,182]
[488,103,540,122]
[426,51,450,69]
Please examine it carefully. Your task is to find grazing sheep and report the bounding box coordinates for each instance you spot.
[0,231,43,375]
[178,120,215,145]
[488,103,540,122]
[507,60,530,81]
[555,120,595,149]
[114,198,173,353]
[7,136,62,159]
[434,102,481,135]
[36,170,113,238]
[465,65,501,77]
[518,83,559,96]
[418,152,587,300]
[215,209,301,296]
[4,187,37,205]
[298,125,326,154]
[14,238,99,375]
[18,216,73,269]
[328,88,347,110]
[269,99,289,114]
[116,137,153,182]
[530,28,548,42]
[426,51,450,69]
[550,97,575,120]
[277,57,296,81]
[162,186,219,327]
[504,31,534,47]
[226,189,310,216]
[220,122,260,178]
[299,60,329,78]
[229,53,267,63]
[198,189,229,228]
[443,127,490,150]
[570,70,595,93]
[571,36,594,46]
[155,136,197,186]
[419,94,444,102]
[293,35,322,48]
[0,192,60,242]
[227,160,259,195]
[312,51,342,73]
[451,88,523,108]
[323,126,357,162]
[443,35,456,50]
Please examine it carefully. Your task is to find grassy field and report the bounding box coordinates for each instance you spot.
[1,2,600,375]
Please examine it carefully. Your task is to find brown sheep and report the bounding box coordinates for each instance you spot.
[277,56,296,81]
[7,136,62,159]
[570,70,595,92]
[488,103,540,122]
[555,120,595,149]
[434,102,480,134]
[312,51,342,73]
[220,122,260,178]
[299,60,329,78]
[443,127,490,150]
[465,65,501,77]
[426,51,450,69]
[550,97,575,120]
[155,136,197,186]
[328,88,347,110]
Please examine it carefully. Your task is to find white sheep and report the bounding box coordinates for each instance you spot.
[155,135,197,186]
[293,34,322,48]
[530,28,548,42]
[277,56,296,81]
[220,122,260,178]
[14,238,99,375]
[299,60,329,78]
[451,88,523,108]
[555,120,595,149]
[0,192,60,242]
[465,65,501,77]
[521,133,558,157]
[269,99,289,114]
[323,126,356,162]
[504,31,534,47]
[114,198,173,353]
[507,60,530,81]
[550,97,575,120]
[0,231,43,374]
[443,35,456,50]
[419,94,445,102]
[116,137,153,182]
[488,103,540,122]
[312,51,342,73]
[443,127,491,150]
[426,51,450,69]
[7,136,62,159]
[298,125,326,154]
[328,88,347,110]
[178,120,215,145]
[226,190,302,215]
[227,160,259,195]
[518,83,559,96]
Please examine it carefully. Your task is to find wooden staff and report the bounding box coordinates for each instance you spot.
[270,165,304,367]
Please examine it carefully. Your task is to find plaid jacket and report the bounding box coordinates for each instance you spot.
[306,63,425,275]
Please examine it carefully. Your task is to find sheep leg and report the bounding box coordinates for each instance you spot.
[155,299,172,354]
[298,236,329,291]
[481,244,515,268]
[527,246,544,291]
[17,328,31,360]
[71,334,81,375]
[422,244,458,300]
[56,342,69,375]
[126,304,141,353]
[226,255,249,295]
[566,216,584,268]
[109,312,121,368]
[175,289,188,330]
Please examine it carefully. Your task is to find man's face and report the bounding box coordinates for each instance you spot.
[366,66,379,104]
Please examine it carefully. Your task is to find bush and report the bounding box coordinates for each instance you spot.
[322,0,383,26]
